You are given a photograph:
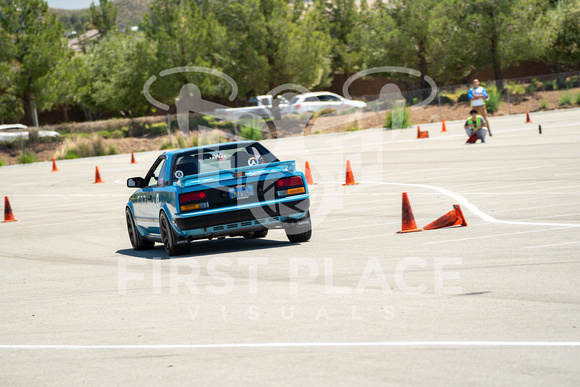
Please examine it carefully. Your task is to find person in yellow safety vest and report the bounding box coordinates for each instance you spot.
[464,109,489,143]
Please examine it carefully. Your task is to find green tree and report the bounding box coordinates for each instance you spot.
[86,31,158,119]
[315,0,361,75]
[143,0,225,103]
[214,0,332,98]
[88,0,118,37]
[459,0,545,90]
[361,0,446,96]
[0,0,70,126]
[540,0,580,77]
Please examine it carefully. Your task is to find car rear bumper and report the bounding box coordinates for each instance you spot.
[175,197,310,231]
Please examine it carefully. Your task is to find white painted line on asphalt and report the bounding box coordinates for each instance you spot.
[1,342,579,349]
[489,202,577,214]
[323,181,580,228]
[524,241,580,249]
[517,212,580,221]
[424,227,574,245]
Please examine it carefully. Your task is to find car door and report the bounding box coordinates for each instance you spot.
[140,156,167,234]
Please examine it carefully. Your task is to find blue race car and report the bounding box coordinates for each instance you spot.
[126,141,311,256]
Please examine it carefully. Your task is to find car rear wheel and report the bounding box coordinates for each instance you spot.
[160,212,190,256]
[126,208,154,250]
[285,211,312,243]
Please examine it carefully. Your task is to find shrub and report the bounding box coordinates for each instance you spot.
[111,129,125,139]
[485,86,502,114]
[540,99,548,109]
[507,81,525,95]
[544,80,557,91]
[346,121,360,131]
[526,84,537,93]
[0,160,3,166]
[18,150,36,164]
[238,118,264,141]
[457,93,470,103]
[55,136,112,159]
[313,108,337,118]
[433,95,454,104]
[97,130,112,139]
[576,91,580,105]
[107,145,118,155]
[339,107,357,115]
[146,123,168,136]
[239,126,263,141]
[559,92,573,106]
[384,105,410,129]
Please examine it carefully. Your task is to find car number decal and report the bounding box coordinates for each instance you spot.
[229,185,254,200]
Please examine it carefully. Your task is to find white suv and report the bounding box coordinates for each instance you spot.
[282,92,366,116]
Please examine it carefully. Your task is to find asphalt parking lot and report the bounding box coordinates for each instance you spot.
[1,108,579,385]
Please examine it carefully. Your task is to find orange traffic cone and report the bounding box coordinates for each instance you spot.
[130,151,136,164]
[525,111,531,123]
[417,126,421,139]
[423,204,468,230]
[417,126,429,139]
[3,196,17,223]
[304,161,316,185]
[441,119,447,133]
[343,160,358,186]
[51,158,58,172]
[397,192,422,233]
[94,166,104,184]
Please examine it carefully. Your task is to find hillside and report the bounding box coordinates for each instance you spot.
[51,0,153,32]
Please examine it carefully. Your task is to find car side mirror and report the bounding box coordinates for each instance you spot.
[127,177,144,188]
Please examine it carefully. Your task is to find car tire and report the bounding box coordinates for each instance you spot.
[285,211,312,243]
[159,212,190,256]
[243,230,268,239]
[126,208,154,250]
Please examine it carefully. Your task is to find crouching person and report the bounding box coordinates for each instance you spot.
[465,109,489,144]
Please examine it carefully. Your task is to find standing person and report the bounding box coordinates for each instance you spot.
[464,109,488,143]
[468,79,492,136]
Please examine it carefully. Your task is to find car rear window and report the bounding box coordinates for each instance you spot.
[172,143,278,181]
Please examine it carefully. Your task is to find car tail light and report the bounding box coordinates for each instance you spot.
[276,176,305,197]
[277,176,303,187]
[179,191,209,212]
[295,104,301,110]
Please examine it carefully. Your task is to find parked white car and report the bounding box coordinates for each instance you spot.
[0,124,60,142]
[281,92,366,116]
[213,95,289,122]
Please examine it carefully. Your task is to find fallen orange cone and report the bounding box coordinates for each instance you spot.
[94,166,104,184]
[343,160,358,186]
[304,161,316,185]
[397,192,422,233]
[525,111,531,123]
[441,119,447,133]
[51,158,59,172]
[3,196,17,223]
[131,151,136,164]
[423,204,468,230]
[417,126,429,139]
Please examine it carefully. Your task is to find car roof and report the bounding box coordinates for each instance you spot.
[293,91,342,99]
[0,124,27,131]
